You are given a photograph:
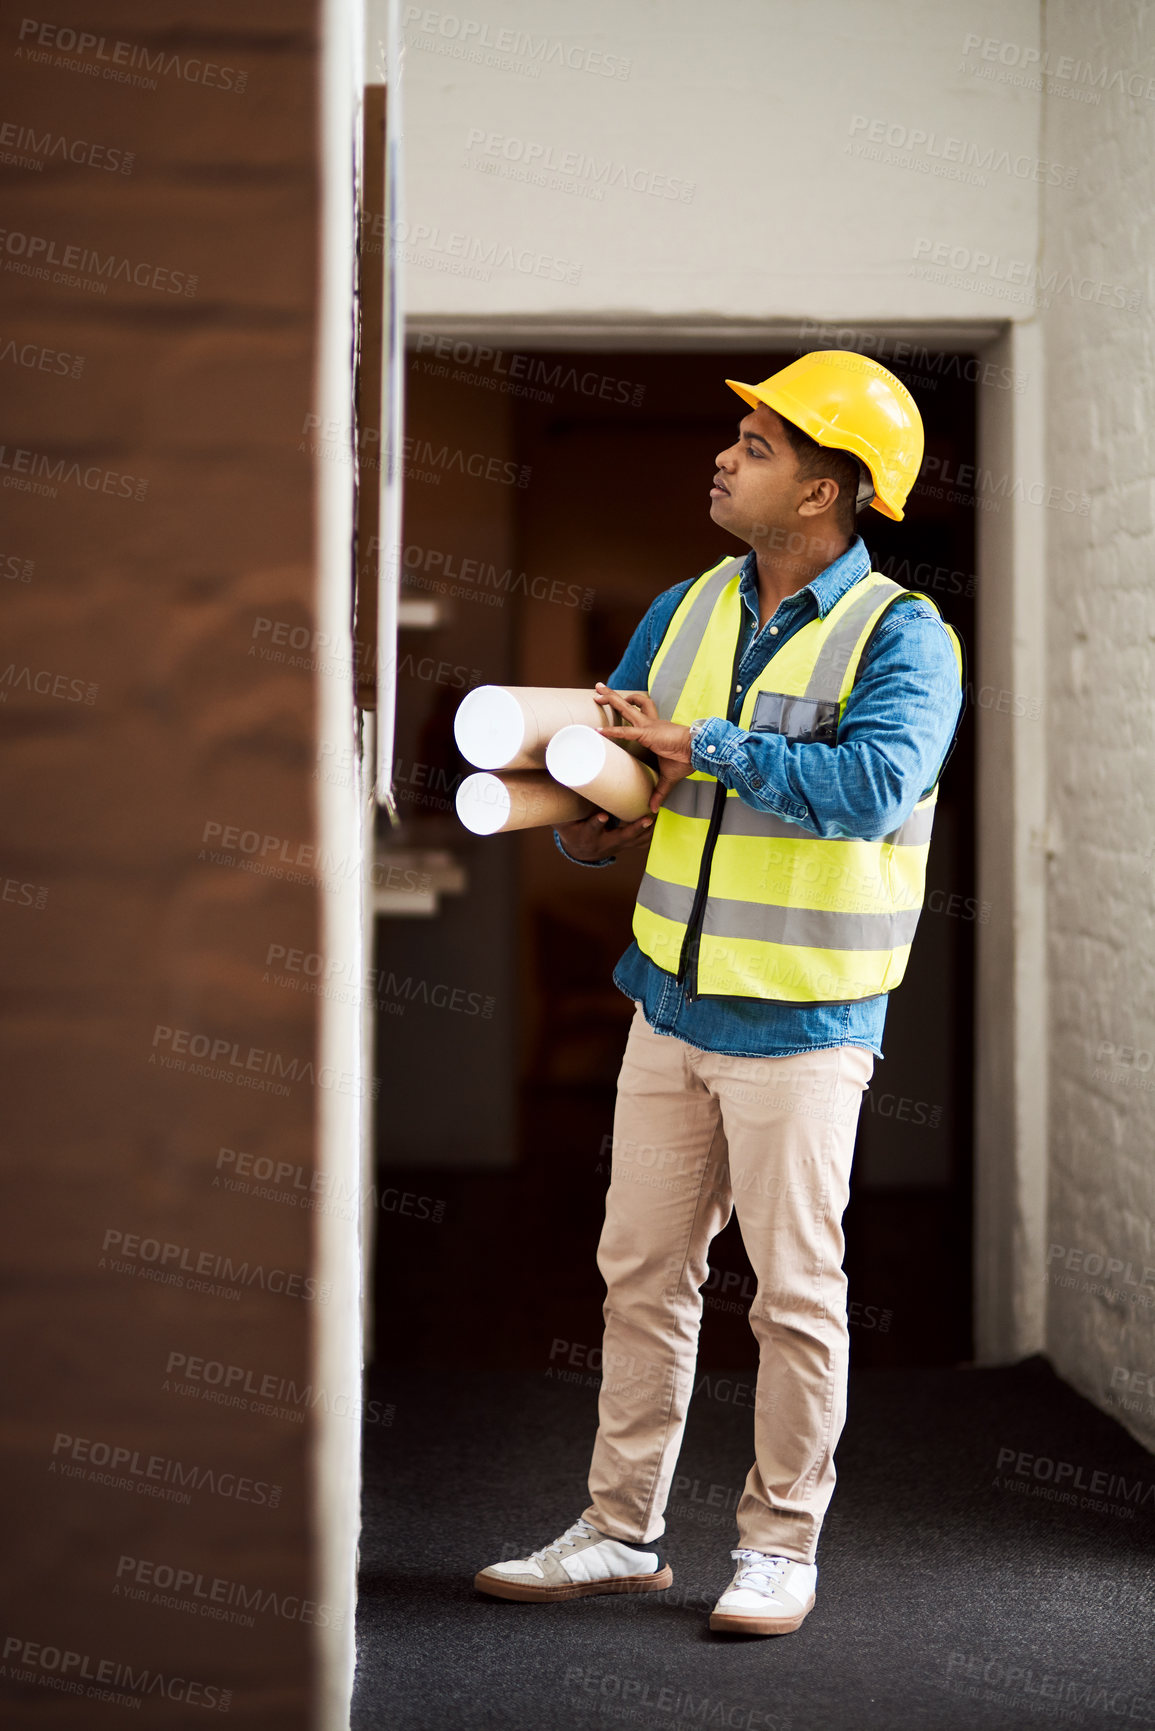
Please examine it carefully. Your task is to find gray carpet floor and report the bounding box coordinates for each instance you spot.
[353,1357,1155,1731]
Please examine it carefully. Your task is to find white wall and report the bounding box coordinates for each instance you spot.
[399,0,1043,326]
[1041,0,1155,1451]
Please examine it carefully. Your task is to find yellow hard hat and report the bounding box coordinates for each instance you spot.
[725,351,924,521]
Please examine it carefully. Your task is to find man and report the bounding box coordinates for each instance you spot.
[473,353,964,1635]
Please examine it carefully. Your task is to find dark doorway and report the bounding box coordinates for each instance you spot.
[372,343,976,1378]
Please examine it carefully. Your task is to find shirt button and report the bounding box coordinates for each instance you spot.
[706,745,716,755]
[735,684,743,693]
[769,625,779,635]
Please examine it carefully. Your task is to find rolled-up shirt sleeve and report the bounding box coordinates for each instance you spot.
[687,599,964,842]
[553,826,614,868]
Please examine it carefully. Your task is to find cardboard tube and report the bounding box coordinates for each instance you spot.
[454,685,620,771]
[545,725,657,821]
[455,771,594,836]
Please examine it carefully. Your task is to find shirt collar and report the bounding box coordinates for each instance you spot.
[738,534,871,621]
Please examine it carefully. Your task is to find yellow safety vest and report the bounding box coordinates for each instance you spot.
[633,555,964,1003]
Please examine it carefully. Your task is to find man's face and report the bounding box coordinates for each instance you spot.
[709,402,828,546]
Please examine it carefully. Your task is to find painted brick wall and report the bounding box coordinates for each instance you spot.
[1041,0,1155,1448]
[0,5,357,1725]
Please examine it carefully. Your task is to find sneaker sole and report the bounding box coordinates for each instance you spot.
[474,1565,673,1603]
[709,1594,815,1636]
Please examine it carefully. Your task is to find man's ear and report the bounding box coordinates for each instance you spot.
[797,476,841,519]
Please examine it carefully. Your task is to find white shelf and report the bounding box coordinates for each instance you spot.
[396,597,445,630]
[373,844,467,918]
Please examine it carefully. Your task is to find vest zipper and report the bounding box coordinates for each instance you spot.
[675,625,747,1000]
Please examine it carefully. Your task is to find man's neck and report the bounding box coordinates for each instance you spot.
[752,533,853,627]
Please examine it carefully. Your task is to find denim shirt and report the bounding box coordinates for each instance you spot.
[555,535,965,1059]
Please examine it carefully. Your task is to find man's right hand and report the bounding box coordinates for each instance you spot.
[555,809,654,863]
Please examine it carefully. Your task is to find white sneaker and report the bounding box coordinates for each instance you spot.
[709,1549,817,1635]
[474,1516,673,1602]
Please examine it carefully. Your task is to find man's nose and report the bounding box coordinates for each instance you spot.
[715,444,737,469]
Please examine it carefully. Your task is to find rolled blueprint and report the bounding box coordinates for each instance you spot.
[545,725,658,822]
[455,770,594,836]
[454,685,619,772]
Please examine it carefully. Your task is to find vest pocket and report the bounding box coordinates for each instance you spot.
[750,690,838,744]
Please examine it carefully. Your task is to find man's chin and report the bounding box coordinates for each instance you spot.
[709,499,754,546]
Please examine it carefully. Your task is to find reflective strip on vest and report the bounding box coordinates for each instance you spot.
[632,561,963,1003]
[650,556,743,720]
[802,576,904,700]
[661,777,937,845]
[637,874,924,951]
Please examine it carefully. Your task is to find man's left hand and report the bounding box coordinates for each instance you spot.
[595,683,695,813]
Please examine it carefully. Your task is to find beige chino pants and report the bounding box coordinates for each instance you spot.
[581,1006,874,1564]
